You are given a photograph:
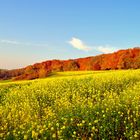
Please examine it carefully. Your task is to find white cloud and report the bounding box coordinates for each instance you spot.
[68,37,118,54]
[0,39,20,45]
[97,46,116,53]
[0,39,47,47]
[68,37,91,51]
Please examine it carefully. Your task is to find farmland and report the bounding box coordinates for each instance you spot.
[0,70,140,139]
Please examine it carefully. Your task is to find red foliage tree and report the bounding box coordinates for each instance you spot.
[1,48,140,80]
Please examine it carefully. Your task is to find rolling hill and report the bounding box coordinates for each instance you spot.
[0,47,140,80]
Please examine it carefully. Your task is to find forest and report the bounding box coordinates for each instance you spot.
[0,47,140,80]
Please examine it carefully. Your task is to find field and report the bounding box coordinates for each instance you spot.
[0,70,140,139]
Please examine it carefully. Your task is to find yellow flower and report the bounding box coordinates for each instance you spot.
[56,123,59,127]
[61,126,66,129]
[51,127,54,131]
[82,120,85,124]
[92,126,95,130]
[134,134,138,138]
[52,133,56,138]
[32,130,38,138]
[91,133,93,137]
[89,123,92,126]
[73,131,76,135]
[94,120,98,123]
[24,135,28,140]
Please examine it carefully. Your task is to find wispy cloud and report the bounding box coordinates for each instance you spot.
[97,45,116,53]
[68,37,91,51]
[0,39,47,47]
[68,37,118,53]
[0,39,20,45]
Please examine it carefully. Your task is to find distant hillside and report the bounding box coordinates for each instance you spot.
[0,47,140,80]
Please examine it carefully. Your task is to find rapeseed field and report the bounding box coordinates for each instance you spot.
[0,70,140,139]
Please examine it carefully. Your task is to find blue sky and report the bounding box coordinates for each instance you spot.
[0,0,140,69]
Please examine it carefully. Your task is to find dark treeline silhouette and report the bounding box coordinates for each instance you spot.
[0,47,140,80]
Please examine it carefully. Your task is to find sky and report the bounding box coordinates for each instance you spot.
[0,0,140,69]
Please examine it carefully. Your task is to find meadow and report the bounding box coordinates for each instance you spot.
[0,70,140,139]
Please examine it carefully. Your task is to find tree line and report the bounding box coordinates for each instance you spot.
[0,47,140,80]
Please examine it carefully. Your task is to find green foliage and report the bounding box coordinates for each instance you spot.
[0,70,140,139]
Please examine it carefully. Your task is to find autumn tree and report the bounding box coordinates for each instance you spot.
[38,69,49,78]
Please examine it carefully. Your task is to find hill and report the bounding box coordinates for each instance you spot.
[0,47,140,80]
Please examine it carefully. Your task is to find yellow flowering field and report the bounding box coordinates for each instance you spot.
[0,70,140,139]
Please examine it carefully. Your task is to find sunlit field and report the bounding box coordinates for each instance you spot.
[0,70,140,139]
